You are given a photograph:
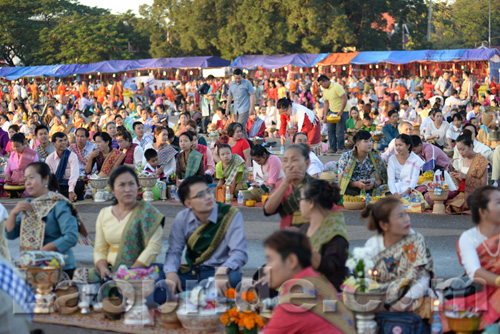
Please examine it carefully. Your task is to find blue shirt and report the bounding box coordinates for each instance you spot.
[163,204,248,274]
[383,123,399,143]
[130,83,138,93]
[7,201,79,270]
[228,79,255,115]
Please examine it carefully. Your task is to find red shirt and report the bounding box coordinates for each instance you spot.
[423,82,434,99]
[279,113,315,138]
[230,138,250,161]
[264,267,345,334]
[246,118,266,138]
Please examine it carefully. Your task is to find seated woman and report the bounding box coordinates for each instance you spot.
[143,126,178,178]
[338,130,387,196]
[172,112,190,136]
[346,107,363,142]
[424,110,449,149]
[445,112,463,148]
[48,115,65,138]
[4,133,38,184]
[191,131,215,182]
[6,162,89,278]
[387,134,424,197]
[176,131,205,185]
[5,124,20,155]
[263,230,355,334]
[362,197,433,313]
[212,107,230,134]
[452,186,500,329]
[476,110,499,149]
[85,132,125,177]
[299,179,349,291]
[185,120,207,146]
[94,166,164,278]
[251,145,284,191]
[292,132,323,178]
[446,134,488,213]
[214,122,251,167]
[264,144,317,229]
[216,144,248,198]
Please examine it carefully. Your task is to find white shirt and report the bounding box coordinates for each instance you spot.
[458,227,487,278]
[307,151,323,176]
[1,121,11,132]
[425,121,449,147]
[123,144,144,166]
[45,150,80,193]
[444,96,467,118]
[446,125,462,142]
[399,107,417,124]
[466,111,480,121]
[388,152,424,194]
[420,117,432,136]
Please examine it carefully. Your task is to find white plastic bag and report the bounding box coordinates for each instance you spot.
[443,170,457,191]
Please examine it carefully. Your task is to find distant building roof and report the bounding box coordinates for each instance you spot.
[371,13,396,33]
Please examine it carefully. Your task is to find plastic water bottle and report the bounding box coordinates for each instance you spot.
[268,145,273,153]
[170,187,176,201]
[365,193,371,204]
[237,190,244,205]
[280,145,284,155]
[494,180,499,188]
[225,186,231,204]
[430,314,442,334]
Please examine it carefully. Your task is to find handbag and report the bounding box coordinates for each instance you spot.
[377,312,429,334]
[443,275,482,300]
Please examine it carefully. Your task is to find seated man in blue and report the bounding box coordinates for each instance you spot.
[382,109,400,149]
[163,175,247,296]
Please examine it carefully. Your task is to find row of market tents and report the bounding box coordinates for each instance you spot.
[0,49,499,81]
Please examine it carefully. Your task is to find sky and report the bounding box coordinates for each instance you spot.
[77,0,154,15]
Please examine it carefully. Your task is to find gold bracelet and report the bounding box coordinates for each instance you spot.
[495,276,500,288]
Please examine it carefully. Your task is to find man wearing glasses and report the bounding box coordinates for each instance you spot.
[163,176,247,296]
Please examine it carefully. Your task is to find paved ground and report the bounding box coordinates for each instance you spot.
[3,199,472,280]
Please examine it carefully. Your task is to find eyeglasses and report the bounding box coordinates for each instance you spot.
[190,188,213,200]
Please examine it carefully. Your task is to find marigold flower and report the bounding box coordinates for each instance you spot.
[241,291,256,302]
[225,288,237,299]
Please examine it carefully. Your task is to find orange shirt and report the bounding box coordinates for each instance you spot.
[165,87,175,102]
[396,86,406,100]
[57,84,66,97]
[288,81,297,93]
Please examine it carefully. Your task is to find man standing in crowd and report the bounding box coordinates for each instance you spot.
[435,71,452,100]
[46,132,85,201]
[318,75,348,154]
[200,75,215,134]
[35,125,55,161]
[69,127,96,175]
[226,68,255,138]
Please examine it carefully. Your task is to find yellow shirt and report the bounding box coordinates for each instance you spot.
[93,206,163,267]
[49,125,65,138]
[278,87,287,99]
[322,82,348,112]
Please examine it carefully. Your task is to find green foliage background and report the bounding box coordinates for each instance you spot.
[0,0,498,66]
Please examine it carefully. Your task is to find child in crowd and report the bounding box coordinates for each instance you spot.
[143,148,167,199]
[216,144,248,198]
[360,114,376,132]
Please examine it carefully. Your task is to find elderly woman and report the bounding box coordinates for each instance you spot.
[85,132,125,177]
[299,179,349,291]
[387,134,424,197]
[451,186,500,329]
[446,134,488,213]
[361,197,433,312]
[4,133,38,183]
[424,110,449,148]
[6,162,89,278]
[176,131,205,185]
[264,144,323,229]
[94,166,164,278]
[143,126,177,178]
[338,130,387,196]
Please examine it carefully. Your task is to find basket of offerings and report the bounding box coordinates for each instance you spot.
[418,171,434,184]
[444,147,454,158]
[19,251,65,314]
[4,182,25,198]
[327,115,341,123]
[371,131,384,143]
[343,195,366,210]
[320,171,336,183]
[252,136,265,145]
[445,310,481,334]
[176,280,224,332]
